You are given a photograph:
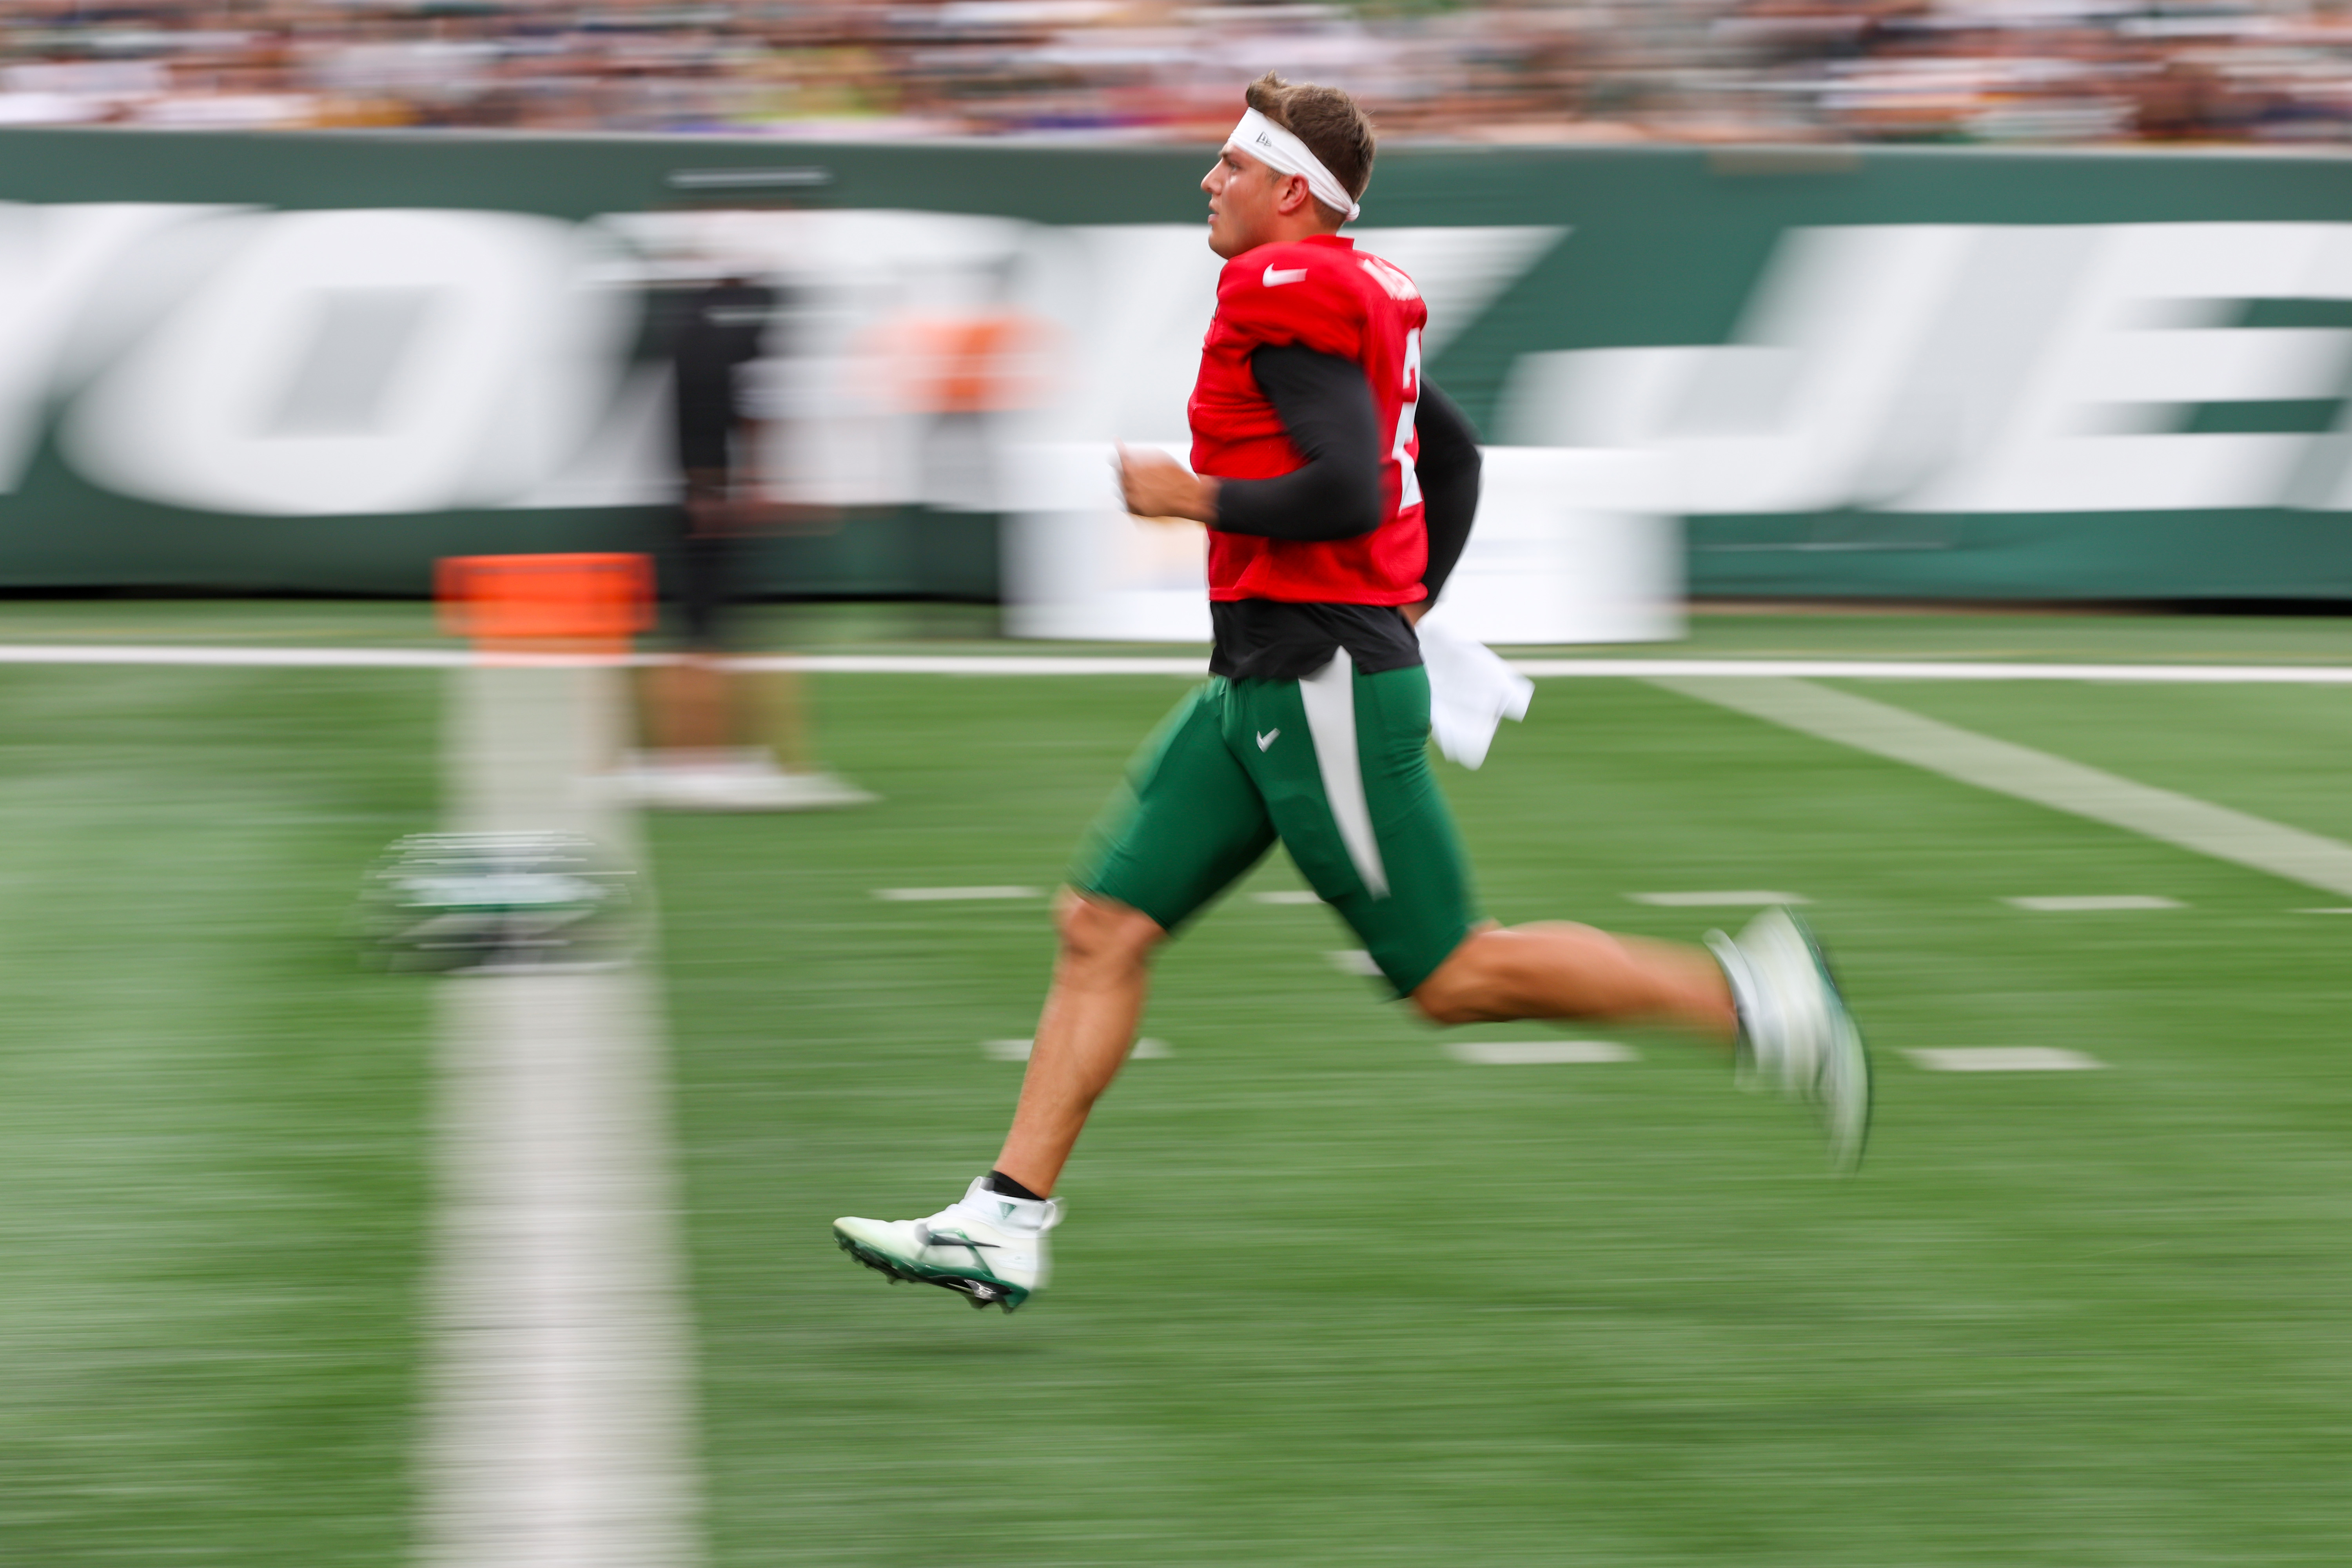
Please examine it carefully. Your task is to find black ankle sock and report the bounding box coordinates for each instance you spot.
[984,1170,1047,1203]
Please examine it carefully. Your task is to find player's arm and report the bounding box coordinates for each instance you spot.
[1121,347,1468,557]
[1211,345,1382,539]
[1117,345,1379,529]
[1410,382,1481,618]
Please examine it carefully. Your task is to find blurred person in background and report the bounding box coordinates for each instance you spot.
[619,249,873,813]
[858,254,1061,512]
[832,70,1868,1316]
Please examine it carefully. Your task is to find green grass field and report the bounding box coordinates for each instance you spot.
[3,612,2348,1566]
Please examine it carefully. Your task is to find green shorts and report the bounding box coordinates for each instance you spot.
[1074,655,1479,996]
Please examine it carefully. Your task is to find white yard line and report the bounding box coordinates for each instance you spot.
[15,642,2352,684]
[1446,1040,1637,1065]
[873,885,1041,902]
[985,1037,1170,1062]
[1652,675,2352,900]
[1906,1047,2106,1072]
[1625,890,1809,907]
[419,664,702,1568]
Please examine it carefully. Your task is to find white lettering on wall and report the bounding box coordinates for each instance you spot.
[22,209,2352,523]
[0,202,226,491]
[60,209,633,517]
[1900,223,2352,514]
[1499,221,2352,516]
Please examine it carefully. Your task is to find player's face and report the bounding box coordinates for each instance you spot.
[1201,147,1285,259]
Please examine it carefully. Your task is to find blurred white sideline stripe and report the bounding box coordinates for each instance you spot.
[22,643,2352,685]
[423,665,701,1568]
[1652,676,2352,901]
[741,655,2352,684]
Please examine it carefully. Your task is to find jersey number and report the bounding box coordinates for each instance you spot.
[1391,328,1422,512]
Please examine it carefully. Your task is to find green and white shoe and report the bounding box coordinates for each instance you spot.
[1706,908,1871,1172]
[833,1178,1062,1312]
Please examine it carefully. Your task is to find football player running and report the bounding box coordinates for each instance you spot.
[835,74,1869,1313]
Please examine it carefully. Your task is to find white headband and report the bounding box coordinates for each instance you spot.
[1225,107,1360,223]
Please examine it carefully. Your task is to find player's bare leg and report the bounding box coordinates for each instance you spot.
[753,666,814,773]
[993,891,1165,1196]
[1414,912,1867,1169]
[645,655,735,752]
[832,889,1156,1310]
[1411,922,1736,1044]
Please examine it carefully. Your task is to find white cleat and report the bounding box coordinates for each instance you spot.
[833,1178,1062,1312]
[1707,907,1871,1172]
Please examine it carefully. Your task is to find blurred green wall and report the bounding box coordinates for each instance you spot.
[9,128,2352,601]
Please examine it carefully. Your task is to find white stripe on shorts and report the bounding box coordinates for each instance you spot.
[1298,650,1390,899]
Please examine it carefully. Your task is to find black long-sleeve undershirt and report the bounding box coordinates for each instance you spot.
[1207,344,1484,682]
[1213,346,1384,542]
[1413,381,1481,607]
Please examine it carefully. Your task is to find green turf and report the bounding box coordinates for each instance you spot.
[3,619,2348,1566]
[656,670,2350,1568]
[0,666,440,1566]
[1820,678,2352,846]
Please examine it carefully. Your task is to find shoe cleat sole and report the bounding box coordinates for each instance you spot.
[834,1227,1028,1313]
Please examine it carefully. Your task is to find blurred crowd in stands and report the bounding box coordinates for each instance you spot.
[7,1,2352,145]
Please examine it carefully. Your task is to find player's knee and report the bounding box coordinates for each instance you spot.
[1410,972,1488,1027]
[1408,927,1508,1026]
[1408,954,1476,1026]
[1054,889,1162,972]
[1408,981,1469,1026]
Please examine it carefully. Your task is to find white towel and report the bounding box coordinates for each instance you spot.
[1416,618,1533,769]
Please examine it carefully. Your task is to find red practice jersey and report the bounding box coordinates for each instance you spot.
[1188,234,1430,605]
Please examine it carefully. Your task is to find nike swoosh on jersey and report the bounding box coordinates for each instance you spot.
[1262,266,1308,287]
[1256,728,1280,750]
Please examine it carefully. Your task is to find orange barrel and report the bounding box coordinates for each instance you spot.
[435,553,656,654]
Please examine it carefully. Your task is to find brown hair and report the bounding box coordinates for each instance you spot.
[1243,71,1376,218]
